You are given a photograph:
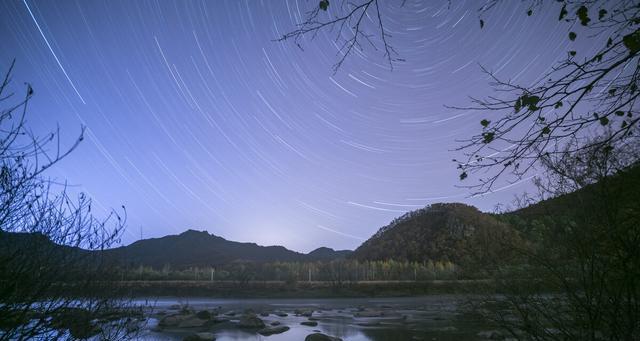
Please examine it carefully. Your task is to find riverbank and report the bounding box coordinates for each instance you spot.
[113,279,491,298]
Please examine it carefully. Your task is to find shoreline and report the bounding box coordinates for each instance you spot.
[111,279,491,298]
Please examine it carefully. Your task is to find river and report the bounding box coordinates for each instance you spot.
[130,295,499,340]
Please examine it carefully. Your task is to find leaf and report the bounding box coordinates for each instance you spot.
[623,30,640,54]
[615,111,625,116]
[569,32,577,41]
[607,37,613,47]
[599,117,609,126]
[482,132,495,144]
[577,6,590,26]
[480,19,484,29]
[559,4,568,20]
[554,101,563,109]
[569,51,577,57]
[599,9,607,20]
[622,121,628,129]
[480,119,490,127]
[319,0,329,11]
[541,126,551,135]
[608,88,617,96]
[521,94,540,111]
[514,98,522,113]
[459,172,467,180]
[527,9,532,16]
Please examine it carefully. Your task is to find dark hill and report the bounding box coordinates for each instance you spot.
[103,229,352,268]
[306,247,352,261]
[104,229,308,268]
[351,203,521,265]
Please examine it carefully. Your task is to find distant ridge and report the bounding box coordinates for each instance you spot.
[103,229,352,268]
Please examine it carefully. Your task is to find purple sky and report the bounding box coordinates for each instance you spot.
[0,0,590,252]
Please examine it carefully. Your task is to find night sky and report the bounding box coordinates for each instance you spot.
[0,0,590,252]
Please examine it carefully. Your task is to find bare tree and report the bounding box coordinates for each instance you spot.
[477,135,640,341]
[453,0,639,193]
[277,0,399,73]
[0,60,137,340]
[281,1,640,193]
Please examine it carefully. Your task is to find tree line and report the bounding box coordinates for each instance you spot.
[117,259,457,283]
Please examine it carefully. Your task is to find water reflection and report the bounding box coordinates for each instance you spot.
[133,296,490,341]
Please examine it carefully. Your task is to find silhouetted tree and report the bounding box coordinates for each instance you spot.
[281,1,639,191]
[478,135,640,340]
[0,60,135,340]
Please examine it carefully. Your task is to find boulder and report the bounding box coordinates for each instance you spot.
[159,314,188,328]
[295,309,314,317]
[270,321,281,326]
[356,321,381,327]
[275,311,288,317]
[183,332,216,341]
[301,321,318,327]
[196,310,212,320]
[238,315,265,329]
[305,333,343,341]
[354,310,384,318]
[258,325,290,336]
[178,316,209,328]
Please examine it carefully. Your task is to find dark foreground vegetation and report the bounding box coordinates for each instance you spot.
[3,1,640,340]
[0,61,140,340]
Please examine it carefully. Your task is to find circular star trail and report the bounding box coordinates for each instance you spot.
[0,0,588,252]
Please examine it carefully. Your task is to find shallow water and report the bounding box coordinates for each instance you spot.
[131,296,493,340]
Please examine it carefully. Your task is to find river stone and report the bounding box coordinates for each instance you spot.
[238,315,265,328]
[196,310,212,320]
[305,333,343,341]
[183,332,216,341]
[356,321,381,327]
[178,316,209,328]
[301,321,318,327]
[270,321,281,326]
[258,325,290,336]
[275,311,288,317]
[295,309,314,317]
[354,310,384,318]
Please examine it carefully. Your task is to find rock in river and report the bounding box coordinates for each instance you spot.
[301,321,318,327]
[178,316,209,328]
[354,310,384,318]
[305,333,343,341]
[237,314,265,329]
[196,310,212,320]
[258,325,290,336]
[183,332,216,341]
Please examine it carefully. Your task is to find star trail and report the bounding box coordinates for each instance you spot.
[0,0,589,252]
